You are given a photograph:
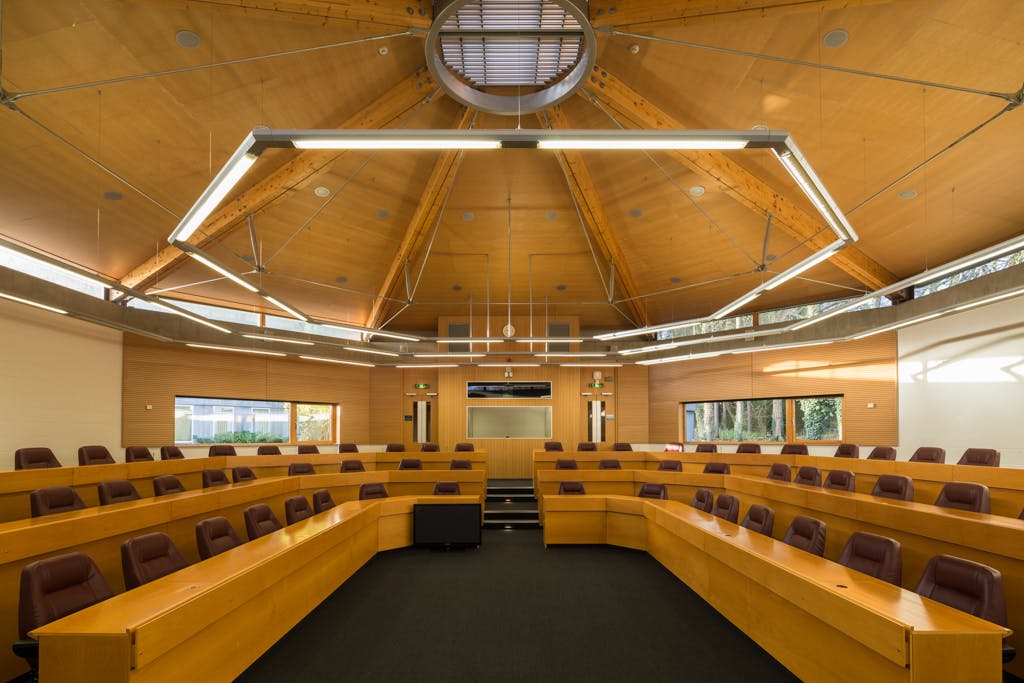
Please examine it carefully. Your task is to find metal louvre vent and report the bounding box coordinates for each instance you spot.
[438,0,585,87]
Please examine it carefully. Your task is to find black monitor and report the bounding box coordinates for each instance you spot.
[413,503,482,549]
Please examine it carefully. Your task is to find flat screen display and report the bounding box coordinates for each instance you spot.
[466,381,552,399]
[413,504,482,548]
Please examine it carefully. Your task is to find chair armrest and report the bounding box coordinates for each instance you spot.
[12,637,38,661]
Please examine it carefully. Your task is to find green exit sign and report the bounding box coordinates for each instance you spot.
[589,382,604,388]
[414,383,430,389]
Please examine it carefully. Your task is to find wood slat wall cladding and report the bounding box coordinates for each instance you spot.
[648,333,898,445]
[122,334,371,446]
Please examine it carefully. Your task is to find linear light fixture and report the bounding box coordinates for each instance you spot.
[594,319,705,341]
[535,352,607,358]
[762,241,846,290]
[712,291,762,320]
[774,146,857,241]
[950,286,1024,312]
[262,295,308,322]
[477,363,542,367]
[185,343,286,357]
[413,353,484,358]
[619,327,785,356]
[635,350,729,366]
[0,291,68,315]
[515,338,584,344]
[0,241,124,294]
[436,337,508,343]
[789,297,874,331]
[559,362,624,367]
[179,246,259,293]
[299,355,375,367]
[320,322,419,343]
[396,364,460,369]
[242,334,315,346]
[150,297,232,334]
[731,340,834,354]
[346,346,401,357]
[850,312,945,340]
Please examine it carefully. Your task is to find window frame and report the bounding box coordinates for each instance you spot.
[173,396,337,446]
[682,394,844,445]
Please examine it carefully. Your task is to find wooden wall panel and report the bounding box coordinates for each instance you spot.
[369,367,402,444]
[615,365,649,443]
[648,333,898,446]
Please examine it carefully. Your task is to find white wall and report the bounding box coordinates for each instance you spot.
[0,298,122,469]
[898,294,1024,468]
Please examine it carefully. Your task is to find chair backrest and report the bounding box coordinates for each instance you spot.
[160,445,184,460]
[121,532,188,589]
[909,446,946,464]
[30,486,86,517]
[712,494,740,523]
[152,474,185,497]
[780,443,808,455]
[691,488,714,513]
[195,516,242,560]
[454,442,475,452]
[866,446,897,460]
[934,482,990,513]
[554,458,578,470]
[97,480,141,506]
[298,444,322,454]
[914,555,1008,626]
[838,531,902,585]
[834,443,860,458]
[703,462,731,474]
[256,445,281,455]
[201,469,229,488]
[782,515,827,556]
[449,459,472,470]
[419,443,440,452]
[871,474,914,501]
[78,445,114,466]
[767,463,791,482]
[735,443,760,454]
[598,459,621,470]
[288,462,316,476]
[341,459,366,473]
[637,483,667,500]
[694,443,717,453]
[232,466,257,483]
[243,503,283,540]
[823,469,855,492]
[577,442,597,451]
[658,459,682,472]
[557,481,586,495]
[543,441,564,452]
[124,446,154,462]
[312,489,336,513]
[18,552,112,642]
[398,458,422,470]
[284,496,314,525]
[793,466,822,487]
[611,442,632,451]
[208,445,236,457]
[433,481,461,495]
[359,483,389,500]
[957,448,1000,467]
[385,443,405,452]
[740,504,775,536]
[14,447,61,470]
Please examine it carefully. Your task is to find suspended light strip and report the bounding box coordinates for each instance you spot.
[789,297,874,331]
[436,337,508,343]
[851,312,945,340]
[536,352,607,358]
[0,241,124,294]
[168,144,259,243]
[950,286,1024,312]
[477,363,541,367]
[413,353,484,358]
[299,355,375,367]
[242,334,315,346]
[262,295,308,322]
[185,343,286,357]
[594,318,705,341]
[774,146,857,241]
[183,250,259,293]
[762,241,846,290]
[636,350,729,366]
[536,138,748,150]
[559,363,624,367]
[346,346,401,357]
[320,323,419,342]
[731,340,834,354]
[514,338,584,343]
[396,364,460,369]
[0,291,68,315]
[712,291,762,320]
[150,297,232,334]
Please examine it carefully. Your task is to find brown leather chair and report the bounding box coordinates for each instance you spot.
[341,459,366,473]
[244,503,283,540]
[14,552,113,670]
[152,474,186,497]
[554,458,578,470]
[612,442,632,451]
[433,481,461,495]
[359,483,389,500]
[712,494,740,523]
[783,515,827,556]
[741,504,775,536]
[736,443,761,454]
[691,488,714,513]
[823,469,855,492]
[200,469,228,488]
[915,554,1007,625]
[287,462,315,476]
[598,459,621,470]
[312,489,336,513]
[208,445,236,457]
[637,483,668,500]
[543,441,564,452]
[124,446,154,462]
[97,480,141,506]
[160,445,185,460]
[866,446,897,460]
[30,486,86,517]
[908,446,946,464]
[871,474,914,501]
[793,466,822,487]
[558,481,586,495]
[957,448,1000,467]
[420,443,440,452]
[195,516,242,559]
[780,443,808,455]
[449,459,472,470]
[767,463,791,482]
[658,459,682,472]
[454,442,474,452]
[337,443,359,453]
[703,462,731,474]
[256,445,281,455]
[284,496,314,525]
[398,458,422,470]
[838,531,902,585]
[121,532,188,589]
[232,466,257,483]
[78,445,115,466]
[577,442,597,451]
[695,443,717,453]
[299,444,322,454]
[385,443,405,452]
[934,482,990,513]
[834,443,860,458]
[14,447,61,470]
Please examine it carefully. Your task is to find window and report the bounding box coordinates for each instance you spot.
[296,403,332,442]
[174,405,194,443]
[174,397,327,444]
[251,407,271,435]
[684,395,843,443]
[794,397,843,441]
[212,406,234,438]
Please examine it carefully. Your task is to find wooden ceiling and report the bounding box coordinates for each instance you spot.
[1,0,1022,336]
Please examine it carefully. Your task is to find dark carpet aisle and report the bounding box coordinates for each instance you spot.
[237,529,798,682]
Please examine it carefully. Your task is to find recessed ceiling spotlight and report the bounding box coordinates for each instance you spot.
[898,189,919,200]
[175,30,201,49]
[629,208,643,218]
[546,211,557,220]
[103,191,123,201]
[314,186,330,197]
[241,255,254,263]
[628,44,640,55]
[335,276,348,284]
[752,123,769,131]
[765,253,777,262]
[378,46,390,56]
[555,284,567,291]
[462,211,475,221]
[670,277,682,284]
[823,29,849,49]
[452,284,463,291]
[689,185,705,197]
[376,209,390,218]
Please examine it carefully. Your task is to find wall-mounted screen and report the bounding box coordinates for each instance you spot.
[467,406,552,439]
[466,381,552,399]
